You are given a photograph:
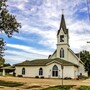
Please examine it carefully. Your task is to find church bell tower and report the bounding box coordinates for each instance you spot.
[57,14,69,60]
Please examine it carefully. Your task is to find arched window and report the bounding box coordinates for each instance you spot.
[60,48,64,58]
[22,68,25,75]
[52,65,58,77]
[39,68,43,75]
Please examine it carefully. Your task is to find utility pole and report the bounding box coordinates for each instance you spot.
[87,41,90,43]
[61,64,64,86]
[87,0,90,20]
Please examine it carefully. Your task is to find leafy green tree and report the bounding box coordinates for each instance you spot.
[0,0,21,65]
[0,38,5,66]
[4,63,11,67]
[80,50,90,76]
[0,0,21,37]
[0,57,5,66]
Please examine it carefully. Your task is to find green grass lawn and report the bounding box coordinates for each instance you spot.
[42,85,90,90]
[0,80,23,87]
[79,86,90,90]
[42,85,74,90]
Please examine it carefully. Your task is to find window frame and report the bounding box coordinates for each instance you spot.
[52,65,58,77]
[60,35,64,42]
[60,48,64,58]
[22,68,25,75]
[39,68,43,75]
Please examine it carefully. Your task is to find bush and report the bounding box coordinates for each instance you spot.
[35,76,39,78]
[64,77,72,80]
[40,76,44,79]
[17,75,23,77]
[78,75,88,80]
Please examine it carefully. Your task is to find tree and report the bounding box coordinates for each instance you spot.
[0,38,5,66]
[0,0,21,37]
[0,56,5,66]
[80,50,90,76]
[3,63,11,67]
[0,0,21,65]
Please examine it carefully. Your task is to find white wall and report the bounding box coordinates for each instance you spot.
[63,66,78,78]
[49,51,57,59]
[15,62,78,79]
[78,62,88,76]
[57,44,68,59]
[57,28,69,45]
[44,63,61,78]
[57,28,69,60]
[15,66,45,77]
[67,49,79,65]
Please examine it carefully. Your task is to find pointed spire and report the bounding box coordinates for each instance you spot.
[60,14,66,31]
[57,14,68,35]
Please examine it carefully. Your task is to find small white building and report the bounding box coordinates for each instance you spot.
[15,14,87,79]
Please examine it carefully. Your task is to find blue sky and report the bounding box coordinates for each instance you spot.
[1,0,90,64]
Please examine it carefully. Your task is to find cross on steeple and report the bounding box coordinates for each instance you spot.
[57,10,68,35]
[62,9,64,14]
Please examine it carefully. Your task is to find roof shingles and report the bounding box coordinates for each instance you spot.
[15,58,78,67]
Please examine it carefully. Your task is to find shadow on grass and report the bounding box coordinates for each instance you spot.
[23,85,41,89]
[0,80,24,87]
[42,85,74,90]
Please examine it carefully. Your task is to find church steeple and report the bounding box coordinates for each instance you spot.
[60,14,66,31]
[57,14,68,35]
[57,14,69,58]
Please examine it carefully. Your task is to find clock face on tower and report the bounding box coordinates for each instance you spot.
[60,35,64,42]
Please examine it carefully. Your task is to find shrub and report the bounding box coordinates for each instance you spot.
[17,75,23,77]
[64,77,72,80]
[40,76,44,79]
[35,76,39,78]
[78,75,88,80]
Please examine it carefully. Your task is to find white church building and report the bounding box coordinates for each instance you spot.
[15,14,87,79]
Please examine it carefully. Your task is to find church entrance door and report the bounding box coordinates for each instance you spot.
[52,65,58,77]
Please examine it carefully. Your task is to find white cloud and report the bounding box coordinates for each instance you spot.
[7,0,29,11]
[6,44,52,56]
[5,55,25,62]
[5,0,90,64]
[5,50,47,64]
[67,19,90,52]
[5,43,53,64]
[13,35,33,42]
[80,7,88,12]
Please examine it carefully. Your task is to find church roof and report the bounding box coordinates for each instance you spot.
[75,53,79,58]
[57,14,68,35]
[0,66,15,70]
[15,58,78,67]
